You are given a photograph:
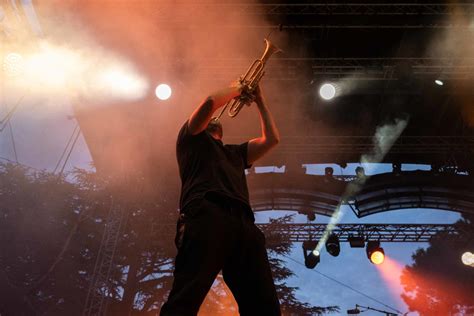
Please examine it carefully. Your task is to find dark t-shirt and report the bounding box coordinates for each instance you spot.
[176,120,252,212]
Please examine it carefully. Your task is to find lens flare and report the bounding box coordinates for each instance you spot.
[155,83,172,100]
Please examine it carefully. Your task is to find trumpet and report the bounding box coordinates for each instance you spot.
[216,38,282,119]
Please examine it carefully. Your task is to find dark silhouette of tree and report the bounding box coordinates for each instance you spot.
[400,214,474,316]
[0,163,339,315]
[0,163,106,315]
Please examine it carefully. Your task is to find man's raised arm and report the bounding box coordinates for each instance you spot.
[247,86,280,165]
[188,84,244,135]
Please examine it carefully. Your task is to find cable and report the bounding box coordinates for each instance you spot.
[53,123,79,174]
[58,125,81,176]
[283,254,405,315]
[8,121,19,163]
[0,95,25,132]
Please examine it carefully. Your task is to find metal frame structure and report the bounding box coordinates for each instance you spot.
[258,223,459,243]
[248,170,474,217]
[83,199,127,316]
[275,135,474,155]
[199,57,474,81]
[211,3,474,17]
[156,3,474,29]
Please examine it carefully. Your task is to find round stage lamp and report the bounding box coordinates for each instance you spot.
[325,233,340,257]
[155,83,172,100]
[435,79,444,86]
[370,250,385,265]
[302,241,320,269]
[319,83,336,100]
[366,240,385,265]
[461,251,474,267]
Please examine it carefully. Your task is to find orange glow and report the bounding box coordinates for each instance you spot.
[375,256,405,299]
[370,250,385,265]
[399,261,473,314]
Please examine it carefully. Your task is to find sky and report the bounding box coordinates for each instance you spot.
[255,207,461,315]
[0,1,469,315]
[252,163,462,315]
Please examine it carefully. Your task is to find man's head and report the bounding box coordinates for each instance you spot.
[206,117,223,140]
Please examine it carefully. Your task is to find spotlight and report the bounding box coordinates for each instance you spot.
[392,162,401,175]
[435,79,444,86]
[319,83,336,100]
[461,252,474,267]
[325,167,334,176]
[347,307,361,314]
[366,240,385,265]
[303,240,320,269]
[348,235,365,248]
[325,233,340,257]
[355,166,365,178]
[155,83,172,100]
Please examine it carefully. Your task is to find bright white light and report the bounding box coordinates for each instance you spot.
[9,40,148,100]
[155,84,172,100]
[435,79,444,86]
[319,83,336,100]
[96,67,148,100]
[312,249,320,256]
[461,252,474,267]
[3,53,24,76]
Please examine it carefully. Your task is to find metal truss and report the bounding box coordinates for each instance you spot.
[198,57,474,81]
[271,136,474,155]
[258,223,458,243]
[156,3,473,29]
[83,199,126,316]
[215,3,474,17]
[248,171,474,217]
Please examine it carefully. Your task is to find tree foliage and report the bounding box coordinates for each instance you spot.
[401,215,474,316]
[0,163,339,315]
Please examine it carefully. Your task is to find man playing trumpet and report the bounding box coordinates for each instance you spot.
[160,82,281,315]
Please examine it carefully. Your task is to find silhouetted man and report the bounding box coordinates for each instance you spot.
[160,83,281,315]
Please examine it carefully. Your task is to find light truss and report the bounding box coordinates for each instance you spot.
[257,136,474,155]
[258,223,458,243]
[156,3,473,29]
[197,57,474,81]
[212,3,474,17]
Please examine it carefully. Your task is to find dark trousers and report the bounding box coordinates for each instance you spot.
[160,196,281,316]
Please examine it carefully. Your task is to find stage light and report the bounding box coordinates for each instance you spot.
[348,235,365,248]
[461,252,474,267]
[3,53,24,76]
[155,83,172,100]
[347,307,361,314]
[319,83,336,100]
[325,233,340,257]
[435,79,444,86]
[303,240,320,269]
[366,240,385,265]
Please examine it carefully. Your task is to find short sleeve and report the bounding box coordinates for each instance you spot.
[238,142,252,169]
[177,120,191,146]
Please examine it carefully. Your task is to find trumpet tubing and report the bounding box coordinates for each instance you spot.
[217,38,282,119]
